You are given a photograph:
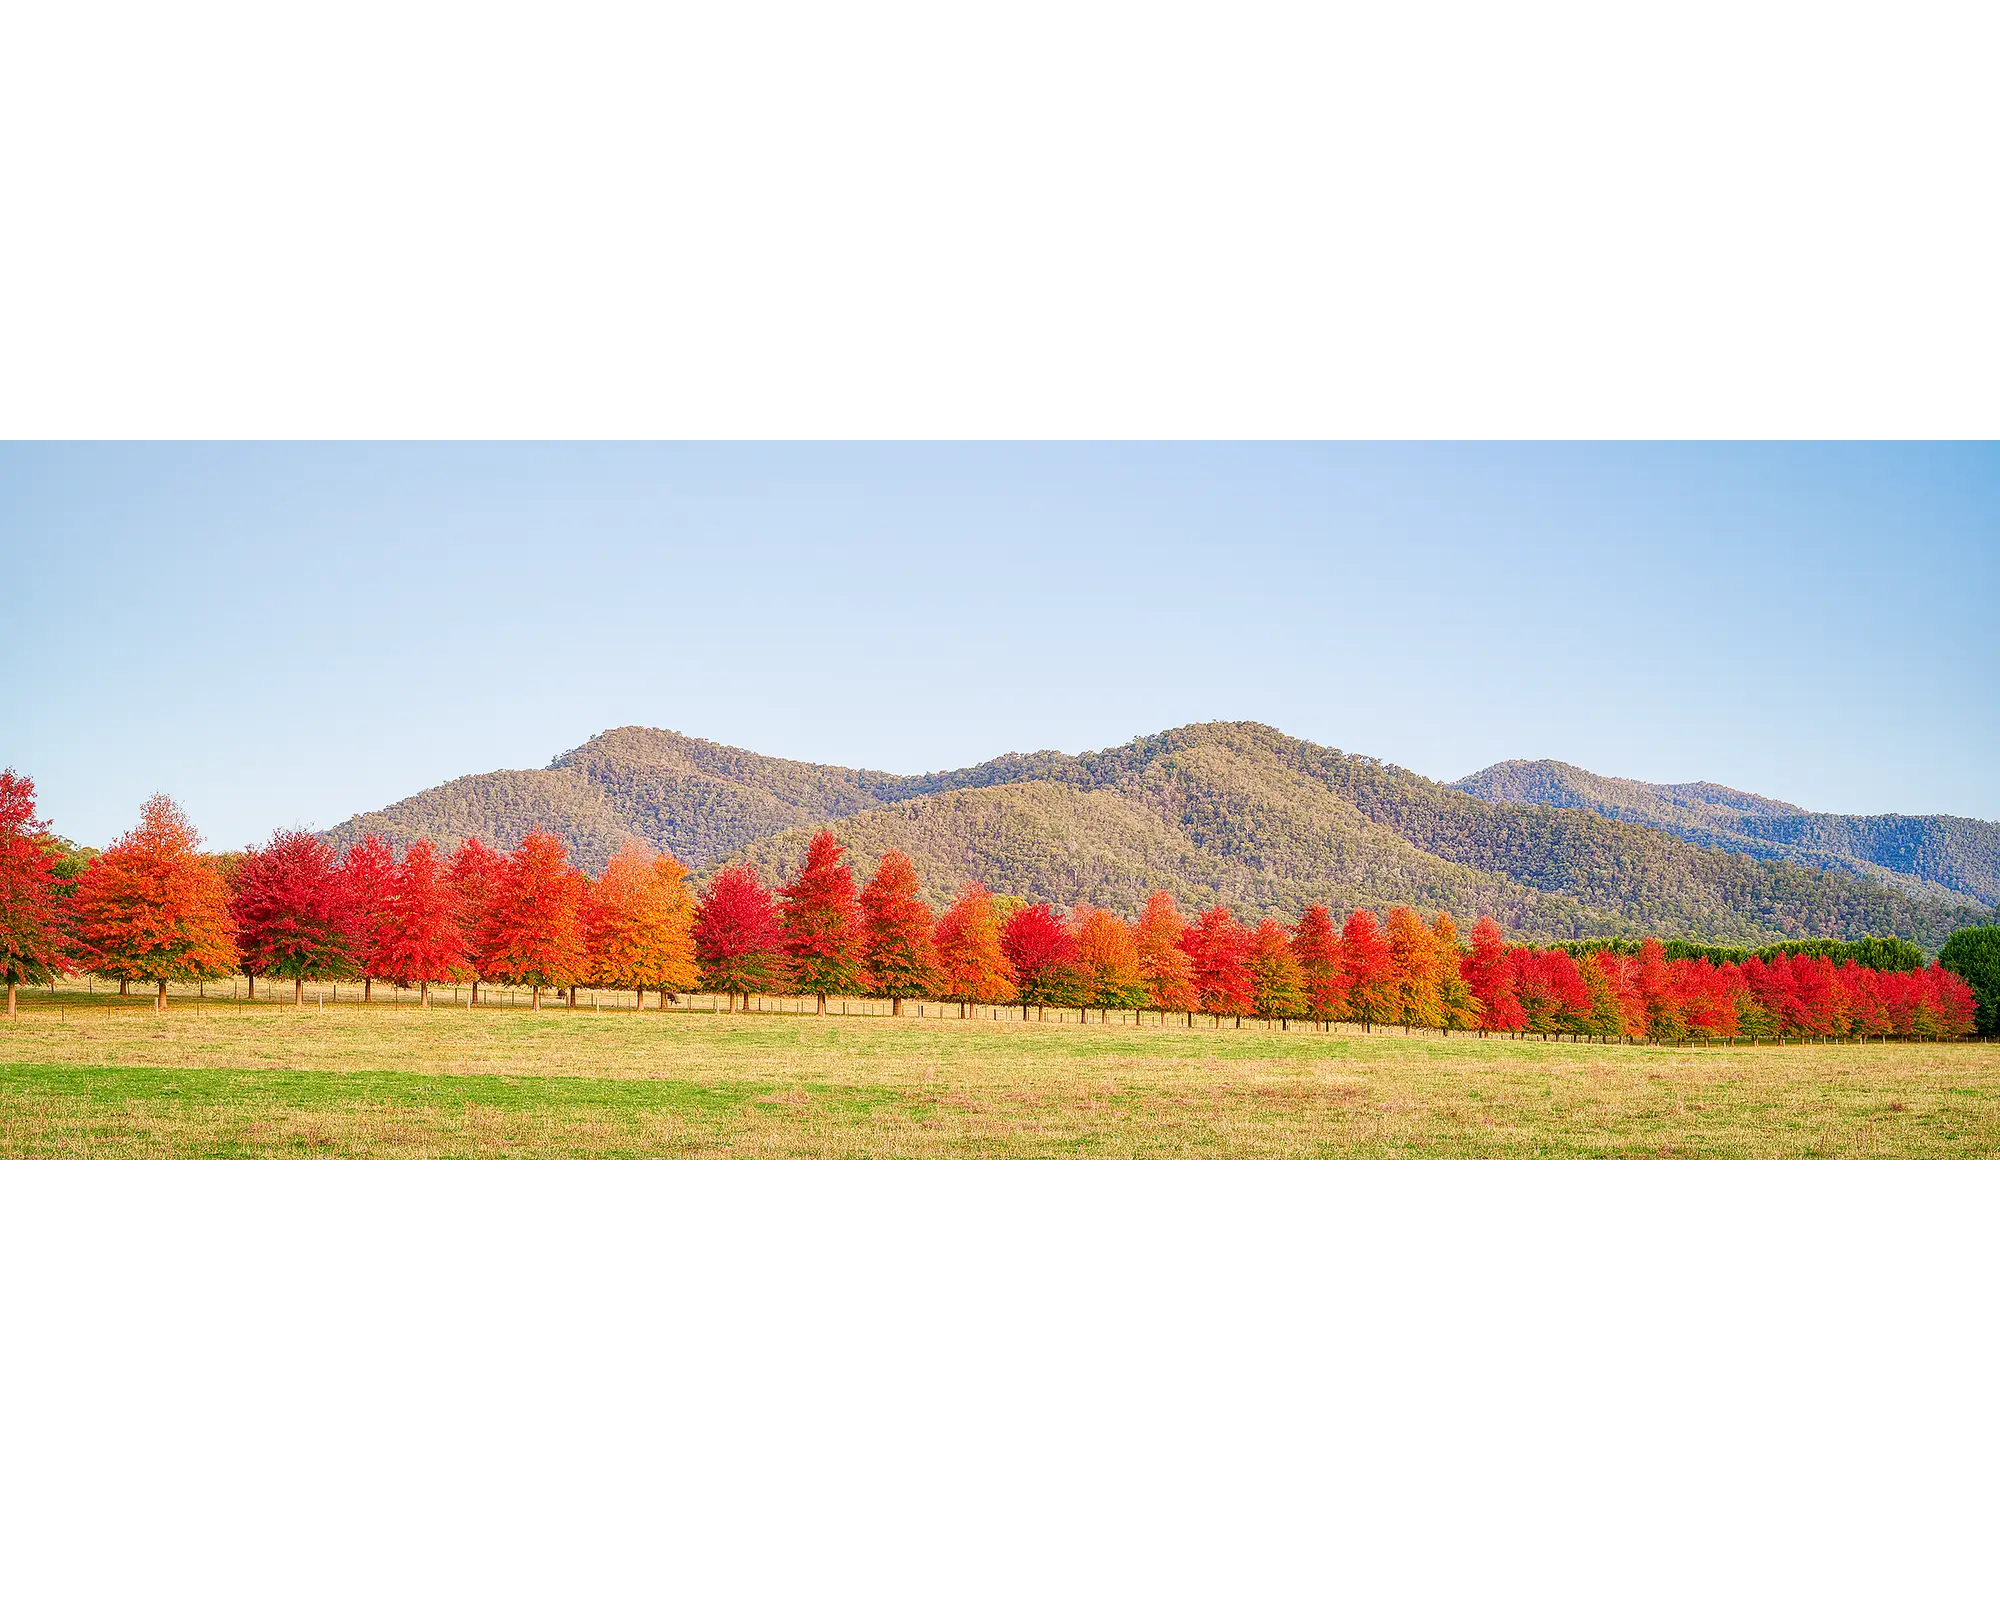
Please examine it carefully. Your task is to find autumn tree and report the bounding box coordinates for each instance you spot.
[1001,902,1087,1016]
[1461,916,1525,1032]
[371,839,470,1005]
[447,837,506,1004]
[1340,908,1396,1030]
[1290,904,1348,1024]
[934,882,1017,1014]
[778,830,863,1012]
[694,863,785,1009]
[0,772,63,1017]
[859,850,941,1015]
[232,829,357,1004]
[1071,904,1149,1012]
[1428,912,1479,1030]
[1133,891,1197,1016]
[1182,906,1253,1022]
[479,831,586,1010]
[68,795,237,1008]
[1246,917,1306,1021]
[340,833,397,1002]
[1386,906,1443,1029]
[585,844,699,1007]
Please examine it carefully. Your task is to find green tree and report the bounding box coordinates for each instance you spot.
[1938,926,2000,1036]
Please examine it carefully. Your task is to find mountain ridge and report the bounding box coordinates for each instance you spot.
[322,722,1997,951]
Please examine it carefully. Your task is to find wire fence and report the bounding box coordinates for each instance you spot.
[11,975,1987,1045]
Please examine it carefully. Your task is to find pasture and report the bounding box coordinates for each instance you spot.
[1,986,1994,1157]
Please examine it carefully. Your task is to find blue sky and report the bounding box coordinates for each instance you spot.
[3,442,1994,849]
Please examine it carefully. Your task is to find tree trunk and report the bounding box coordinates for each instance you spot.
[6,979,15,1018]
[892,996,903,1017]
[471,980,480,1006]
[295,977,304,1006]
[818,993,827,1015]
[120,978,129,996]
[157,978,168,1011]
[420,980,430,1008]
[247,973,255,1000]
[532,986,542,1011]
[567,986,577,1009]
[364,977,372,1003]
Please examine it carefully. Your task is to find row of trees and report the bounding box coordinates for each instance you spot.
[0,775,1981,1038]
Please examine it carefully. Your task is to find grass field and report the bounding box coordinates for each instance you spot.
[1,992,1994,1157]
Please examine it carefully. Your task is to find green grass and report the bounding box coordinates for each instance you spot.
[1,993,1994,1157]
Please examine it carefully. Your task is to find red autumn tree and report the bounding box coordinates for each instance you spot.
[479,831,586,1009]
[934,882,1017,1011]
[778,830,863,1012]
[1290,904,1349,1023]
[446,837,506,1003]
[373,839,470,1005]
[585,845,699,1006]
[1002,901,1088,1015]
[232,829,357,1004]
[1133,891,1197,1015]
[68,795,237,1008]
[1071,903,1149,1011]
[1246,916,1306,1020]
[694,863,785,1009]
[0,771,63,1017]
[1461,916,1525,1031]
[1340,908,1396,1030]
[859,850,941,1015]
[1181,906,1254,1020]
[339,833,397,1001]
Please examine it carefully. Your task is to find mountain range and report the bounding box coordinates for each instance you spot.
[322,722,1998,952]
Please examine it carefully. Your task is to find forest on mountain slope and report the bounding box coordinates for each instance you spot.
[1454,758,2000,908]
[323,722,1997,951]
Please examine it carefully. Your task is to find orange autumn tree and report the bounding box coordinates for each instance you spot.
[1133,890,1197,1016]
[1429,912,1480,1030]
[859,850,941,1015]
[1290,904,1348,1023]
[586,844,699,1007]
[778,830,864,1013]
[479,831,586,1010]
[1071,903,1148,1012]
[69,795,236,1008]
[1386,906,1443,1029]
[934,882,1017,1014]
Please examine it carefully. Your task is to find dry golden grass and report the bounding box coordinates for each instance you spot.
[1,995,1994,1158]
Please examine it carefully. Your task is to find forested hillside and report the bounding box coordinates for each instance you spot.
[1453,758,2000,908]
[323,722,1997,950]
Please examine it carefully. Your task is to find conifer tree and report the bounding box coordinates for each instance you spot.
[1133,891,1197,1016]
[233,829,358,1004]
[1246,916,1306,1020]
[1340,908,1396,1031]
[0,772,63,1018]
[934,882,1017,1012]
[1071,904,1149,1012]
[1182,906,1254,1021]
[479,831,586,1010]
[68,795,237,1008]
[778,830,863,1013]
[1001,902,1087,1016]
[373,839,469,1005]
[1289,904,1348,1023]
[694,863,785,1009]
[340,834,397,1002]
[858,850,941,1015]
